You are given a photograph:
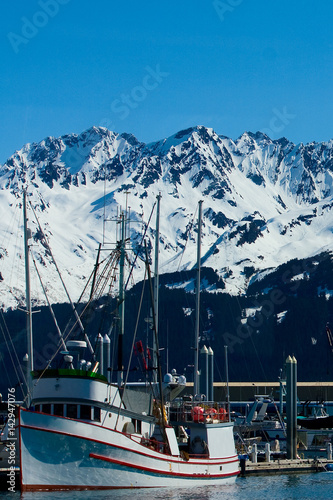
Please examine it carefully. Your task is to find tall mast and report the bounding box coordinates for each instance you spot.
[23,190,33,406]
[153,193,161,383]
[117,211,126,385]
[225,345,230,421]
[145,244,168,446]
[194,200,203,396]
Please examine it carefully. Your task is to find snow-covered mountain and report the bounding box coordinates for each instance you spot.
[1,125,333,310]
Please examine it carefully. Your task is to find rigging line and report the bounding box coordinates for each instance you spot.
[92,250,120,301]
[88,251,120,353]
[96,276,118,340]
[89,243,101,302]
[125,257,137,290]
[144,242,169,445]
[60,270,95,339]
[28,200,94,354]
[30,253,66,350]
[326,325,333,353]
[35,264,122,381]
[124,270,147,386]
[115,267,148,430]
[66,290,115,342]
[0,311,27,396]
[124,201,156,291]
[82,251,121,348]
[271,398,287,436]
[59,251,115,339]
[33,295,100,385]
[109,322,117,383]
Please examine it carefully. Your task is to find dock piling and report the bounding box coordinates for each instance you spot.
[286,355,297,459]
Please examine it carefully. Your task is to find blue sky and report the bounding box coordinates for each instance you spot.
[1,0,333,163]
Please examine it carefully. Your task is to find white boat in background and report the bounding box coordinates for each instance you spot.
[18,194,239,491]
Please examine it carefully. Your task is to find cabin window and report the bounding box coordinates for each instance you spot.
[53,404,64,417]
[42,404,51,414]
[80,405,91,420]
[93,407,101,422]
[131,419,142,433]
[67,404,77,419]
[35,404,40,412]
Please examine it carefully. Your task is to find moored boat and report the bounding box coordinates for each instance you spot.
[19,366,238,490]
[297,413,333,430]
[18,195,239,490]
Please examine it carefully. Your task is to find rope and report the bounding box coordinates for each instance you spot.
[30,253,67,350]
[32,246,122,383]
[29,200,94,353]
[115,267,148,430]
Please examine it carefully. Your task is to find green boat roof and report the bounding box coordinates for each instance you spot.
[32,368,108,382]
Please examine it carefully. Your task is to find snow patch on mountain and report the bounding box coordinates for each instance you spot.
[1,125,333,309]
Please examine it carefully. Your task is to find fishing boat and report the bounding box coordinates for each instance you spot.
[18,194,239,491]
[233,397,286,448]
[297,404,333,430]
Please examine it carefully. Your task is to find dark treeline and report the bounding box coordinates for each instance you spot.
[1,255,333,400]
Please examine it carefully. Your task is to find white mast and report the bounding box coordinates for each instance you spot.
[193,200,203,396]
[153,193,161,383]
[23,190,33,406]
[224,345,230,421]
[117,212,126,386]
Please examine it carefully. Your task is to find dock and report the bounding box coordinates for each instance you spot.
[240,457,333,476]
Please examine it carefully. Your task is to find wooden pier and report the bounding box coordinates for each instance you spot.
[240,457,333,476]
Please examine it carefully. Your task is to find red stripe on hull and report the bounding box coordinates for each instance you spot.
[20,421,238,466]
[89,452,240,479]
[21,484,158,492]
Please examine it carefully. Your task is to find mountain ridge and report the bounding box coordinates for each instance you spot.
[1,125,333,310]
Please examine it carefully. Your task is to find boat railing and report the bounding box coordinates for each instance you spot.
[139,435,168,454]
[121,428,169,454]
[168,400,229,424]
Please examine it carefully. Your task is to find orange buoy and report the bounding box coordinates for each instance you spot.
[218,407,227,421]
[191,406,204,422]
[207,407,218,418]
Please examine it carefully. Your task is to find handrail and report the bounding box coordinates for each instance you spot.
[169,401,229,423]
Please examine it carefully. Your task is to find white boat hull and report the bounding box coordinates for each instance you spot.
[19,409,239,490]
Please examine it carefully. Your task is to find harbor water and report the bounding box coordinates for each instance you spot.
[1,473,333,500]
